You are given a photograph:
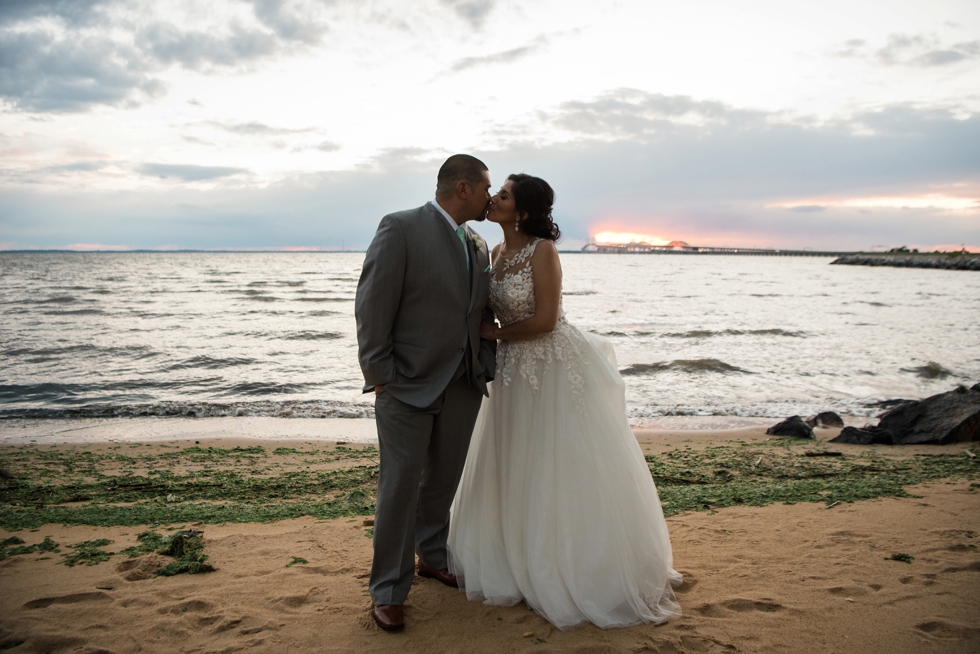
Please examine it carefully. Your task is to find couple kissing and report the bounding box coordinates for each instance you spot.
[355,154,681,632]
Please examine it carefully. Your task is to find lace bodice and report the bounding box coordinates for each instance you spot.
[489,239,588,408]
[489,238,564,327]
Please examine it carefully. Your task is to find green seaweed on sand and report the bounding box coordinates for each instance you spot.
[1,440,975,529]
[286,556,308,567]
[61,539,114,566]
[120,530,167,557]
[121,529,215,576]
[0,535,59,559]
[888,552,914,563]
[646,441,980,517]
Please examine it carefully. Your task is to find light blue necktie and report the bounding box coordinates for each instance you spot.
[455,225,470,271]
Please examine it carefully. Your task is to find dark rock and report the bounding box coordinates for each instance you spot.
[766,416,815,439]
[876,385,980,444]
[804,411,845,429]
[830,425,894,445]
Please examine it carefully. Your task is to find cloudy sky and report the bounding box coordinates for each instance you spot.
[1,0,978,251]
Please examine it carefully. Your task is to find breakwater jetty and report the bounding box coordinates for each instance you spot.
[831,253,980,271]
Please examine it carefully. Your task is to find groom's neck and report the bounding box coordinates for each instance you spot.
[434,196,468,225]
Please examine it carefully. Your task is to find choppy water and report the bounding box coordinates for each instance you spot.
[1,252,977,425]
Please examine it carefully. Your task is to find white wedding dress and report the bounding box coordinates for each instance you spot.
[447,238,682,630]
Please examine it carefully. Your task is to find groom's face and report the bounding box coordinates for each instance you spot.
[466,170,492,222]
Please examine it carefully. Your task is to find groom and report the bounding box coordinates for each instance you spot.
[355,154,496,631]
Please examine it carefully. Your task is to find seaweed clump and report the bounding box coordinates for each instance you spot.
[0,535,60,560]
[122,529,215,576]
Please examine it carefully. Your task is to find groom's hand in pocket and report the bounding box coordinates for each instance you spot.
[374,385,385,394]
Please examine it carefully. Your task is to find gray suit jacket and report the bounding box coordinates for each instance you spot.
[355,203,496,408]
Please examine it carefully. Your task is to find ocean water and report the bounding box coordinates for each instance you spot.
[1,252,978,426]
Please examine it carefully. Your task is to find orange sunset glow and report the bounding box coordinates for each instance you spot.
[593,231,670,246]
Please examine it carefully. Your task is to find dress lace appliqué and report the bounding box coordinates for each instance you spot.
[489,239,589,411]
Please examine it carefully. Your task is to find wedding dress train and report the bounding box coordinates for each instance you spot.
[448,238,682,630]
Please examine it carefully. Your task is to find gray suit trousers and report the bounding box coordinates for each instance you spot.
[369,366,484,606]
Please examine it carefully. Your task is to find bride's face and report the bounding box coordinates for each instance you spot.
[488,180,519,227]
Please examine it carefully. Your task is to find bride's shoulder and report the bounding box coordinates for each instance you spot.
[530,238,559,260]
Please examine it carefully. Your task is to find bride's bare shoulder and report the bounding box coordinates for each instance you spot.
[531,239,559,261]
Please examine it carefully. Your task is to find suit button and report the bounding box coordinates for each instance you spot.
[459,348,464,353]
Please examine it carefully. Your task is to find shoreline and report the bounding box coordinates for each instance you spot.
[0,414,876,446]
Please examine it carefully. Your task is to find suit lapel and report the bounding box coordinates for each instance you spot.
[465,226,488,315]
[427,203,469,298]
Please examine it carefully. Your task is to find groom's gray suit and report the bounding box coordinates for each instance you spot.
[355,201,495,606]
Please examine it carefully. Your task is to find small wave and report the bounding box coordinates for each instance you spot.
[39,296,77,304]
[247,295,281,302]
[247,281,268,287]
[0,399,374,420]
[216,382,321,396]
[595,330,655,337]
[620,359,751,375]
[900,362,954,379]
[563,290,596,296]
[3,344,160,359]
[664,328,804,338]
[280,281,306,287]
[295,297,353,302]
[160,356,257,372]
[41,308,106,316]
[304,310,340,317]
[281,330,344,341]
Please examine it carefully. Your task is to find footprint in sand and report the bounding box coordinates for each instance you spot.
[915,620,980,640]
[673,571,698,594]
[695,598,785,616]
[21,592,113,610]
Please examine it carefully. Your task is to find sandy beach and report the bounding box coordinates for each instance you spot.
[1,419,978,653]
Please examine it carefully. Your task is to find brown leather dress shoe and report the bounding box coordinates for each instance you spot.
[372,604,404,631]
[416,560,459,588]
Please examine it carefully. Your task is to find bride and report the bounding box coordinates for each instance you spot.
[447,174,682,630]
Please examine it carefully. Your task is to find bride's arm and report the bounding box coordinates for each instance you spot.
[481,240,562,341]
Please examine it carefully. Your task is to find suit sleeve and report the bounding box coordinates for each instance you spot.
[355,215,406,391]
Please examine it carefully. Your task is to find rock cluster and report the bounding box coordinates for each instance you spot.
[830,384,980,445]
[831,254,980,271]
[765,416,815,439]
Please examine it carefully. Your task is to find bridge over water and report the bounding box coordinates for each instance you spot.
[580,243,855,257]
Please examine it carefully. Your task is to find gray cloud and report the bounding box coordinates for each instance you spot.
[553,89,767,137]
[451,40,543,72]
[140,23,279,70]
[0,0,332,113]
[440,0,495,29]
[839,33,980,67]
[0,0,114,27]
[202,121,317,136]
[137,163,249,181]
[0,30,163,112]
[247,0,329,44]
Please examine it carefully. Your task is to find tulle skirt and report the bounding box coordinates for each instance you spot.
[448,325,682,630]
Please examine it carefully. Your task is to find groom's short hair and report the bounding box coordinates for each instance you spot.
[435,154,488,199]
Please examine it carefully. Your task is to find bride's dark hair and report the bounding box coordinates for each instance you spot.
[509,174,561,242]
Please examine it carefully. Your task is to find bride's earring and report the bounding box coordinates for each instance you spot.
[514,221,520,232]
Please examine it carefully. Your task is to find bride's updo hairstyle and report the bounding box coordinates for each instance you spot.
[509,173,561,242]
